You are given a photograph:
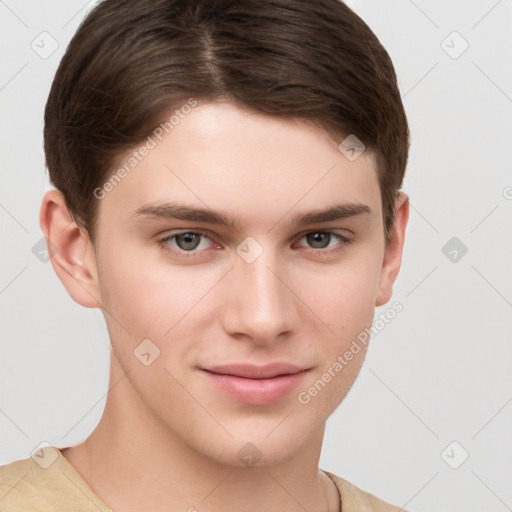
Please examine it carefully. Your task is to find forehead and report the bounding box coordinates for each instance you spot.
[98,101,381,229]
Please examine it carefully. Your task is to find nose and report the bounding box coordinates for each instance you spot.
[221,244,299,346]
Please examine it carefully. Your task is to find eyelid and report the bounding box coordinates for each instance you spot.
[294,231,347,244]
[293,227,354,240]
[292,231,353,253]
[157,229,220,255]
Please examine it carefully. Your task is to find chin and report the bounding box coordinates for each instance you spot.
[193,420,321,469]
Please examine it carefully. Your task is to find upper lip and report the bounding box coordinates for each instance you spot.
[203,363,307,379]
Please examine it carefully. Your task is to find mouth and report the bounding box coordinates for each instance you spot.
[201,363,309,405]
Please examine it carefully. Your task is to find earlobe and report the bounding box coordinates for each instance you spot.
[39,189,102,309]
[375,192,409,307]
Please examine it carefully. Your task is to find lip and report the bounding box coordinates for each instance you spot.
[202,363,309,405]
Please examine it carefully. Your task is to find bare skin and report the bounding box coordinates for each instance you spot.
[41,101,409,512]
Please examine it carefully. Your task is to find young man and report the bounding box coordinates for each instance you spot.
[0,0,410,510]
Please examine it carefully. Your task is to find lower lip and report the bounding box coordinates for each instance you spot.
[203,370,308,405]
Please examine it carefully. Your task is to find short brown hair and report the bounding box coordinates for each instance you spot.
[44,0,409,244]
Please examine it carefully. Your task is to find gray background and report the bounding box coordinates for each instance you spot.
[1,1,511,511]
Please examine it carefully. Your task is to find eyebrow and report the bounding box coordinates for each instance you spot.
[130,201,372,230]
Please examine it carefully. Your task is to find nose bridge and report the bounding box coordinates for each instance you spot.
[223,240,296,343]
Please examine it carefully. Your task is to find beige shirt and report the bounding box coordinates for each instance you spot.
[0,446,405,511]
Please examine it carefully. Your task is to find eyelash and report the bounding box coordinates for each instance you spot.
[156,229,354,259]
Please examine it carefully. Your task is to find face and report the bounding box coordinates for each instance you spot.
[50,101,407,467]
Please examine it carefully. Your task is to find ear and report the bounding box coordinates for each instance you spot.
[39,189,102,308]
[375,192,409,307]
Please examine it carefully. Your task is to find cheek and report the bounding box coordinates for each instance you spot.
[294,253,382,341]
[95,241,228,379]
[96,239,207,335]
[294,250,383,412]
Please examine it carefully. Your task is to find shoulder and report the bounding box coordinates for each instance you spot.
[0,456,36,510]
[0,446,110,512]
[324,470,408,512]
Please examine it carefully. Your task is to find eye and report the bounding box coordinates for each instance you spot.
[295,231,353,252]
[157,230,217,256]
[156,229,353,259]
